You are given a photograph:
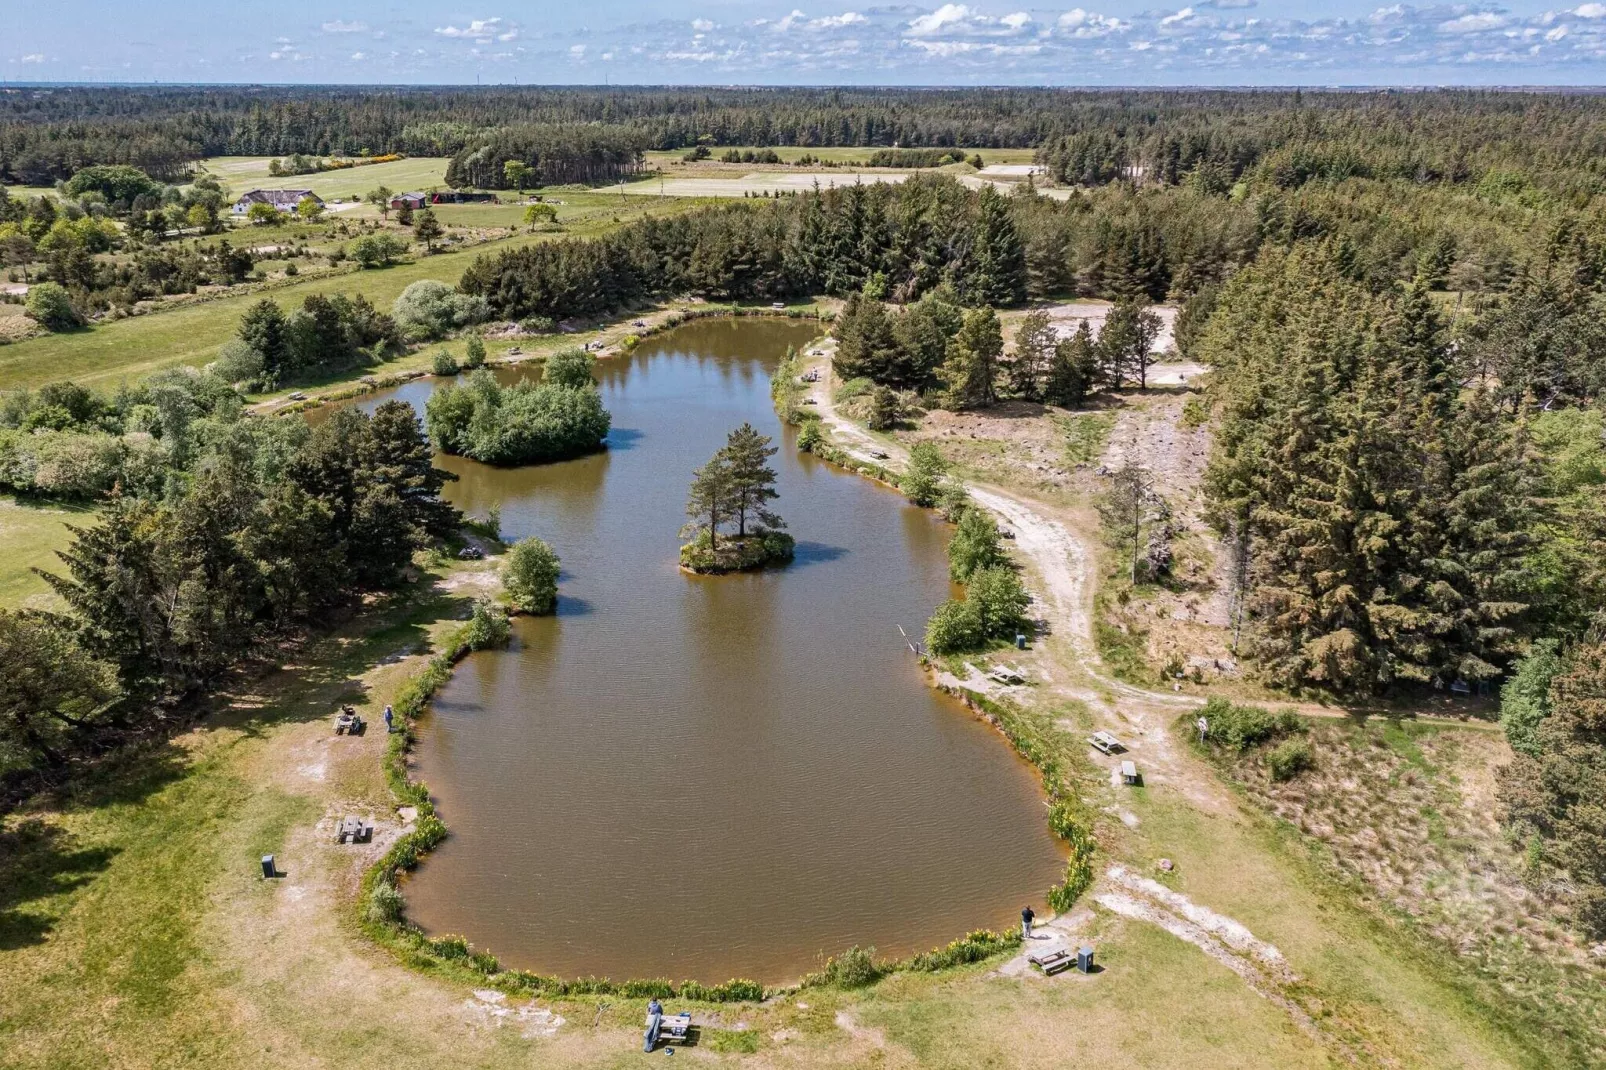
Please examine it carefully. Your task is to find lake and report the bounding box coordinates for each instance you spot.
[341,317,1063,983]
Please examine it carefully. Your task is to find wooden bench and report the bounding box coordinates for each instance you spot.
[335,709,365,736]
[335,816,374,844]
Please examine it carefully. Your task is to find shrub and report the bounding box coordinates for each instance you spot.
[835,376,875,402]
[392,279,490,341]
[1200,696,1304,752]
[970,566,1030,639]
[1267,738,1314,781]
[520,315,556,335]
[432,350,459,376]
[936,481,970,522]
[867,385,902,431]
[25,282,81,332]
[907,929,1017,972]
[365,879,405,924]
[425,369,610,465]
[463,331,487,370]
[504,537,560,614]
[926,597,983,654]
[796,419,823,452]
[543,348,595,389]
[948,506,1006,581]
[815,945,883,989]
[462,598,510,650]
[902,441,948,506]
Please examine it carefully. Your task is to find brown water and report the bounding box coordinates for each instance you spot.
[339,319,1063,983]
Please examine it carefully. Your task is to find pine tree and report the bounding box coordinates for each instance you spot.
[722,422,783,538]
[943,307,1002,410]
[1008,309,1056,401]
[966,185,1027,308]
[682,451,736,552]
[1100,298,1164,389]
[1045,320,1097,407]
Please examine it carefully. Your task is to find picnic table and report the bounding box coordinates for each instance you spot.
[335,708,365,736]
[1028,946,1075,975]
[1089,730,1124,755]
[335,815,373,844]
[645,1011,692,1048]
[1121,760,1140,785]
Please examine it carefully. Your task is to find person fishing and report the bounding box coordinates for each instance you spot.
[644,998,664,1052]
[1021,904,1035,939]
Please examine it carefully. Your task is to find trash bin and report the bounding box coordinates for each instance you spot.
[261,854,276,879]
[1077,946,1095,973]
[1015,634,1027,649]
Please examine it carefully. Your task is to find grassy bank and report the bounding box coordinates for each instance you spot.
[0,496,85,610]
[0,193,703,392]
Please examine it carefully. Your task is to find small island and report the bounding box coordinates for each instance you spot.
[680,423,795,574]
[423,349,610,465]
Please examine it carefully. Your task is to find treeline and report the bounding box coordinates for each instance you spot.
[0,372,458,775]
[1201,245,1605,695]
[459,176,1033,320]
[13,86,1606,192]
[443,124,646,189]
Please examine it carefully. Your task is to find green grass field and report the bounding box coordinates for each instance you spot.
[0,496,88,610]
[197,157,452,201]
[0,193,702,392]
[643,146,1039,166]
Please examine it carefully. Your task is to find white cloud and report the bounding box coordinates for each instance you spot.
[350,51,367,59]
[811,12,868,28]
[321,20,367,33]
[1056,8,1125,37]
[1161,7,1194,26]
[1001,12,1032,30]
[569,44,587,56]
[1574,2,1606,15]
[434,18,502,39]
[908,4,973,36]
[774,9,807,31]
[1439,12,1507,34]
[691,18,715,31]
[20,53,44,63]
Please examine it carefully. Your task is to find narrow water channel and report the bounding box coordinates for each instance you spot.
[339,318,1064,983]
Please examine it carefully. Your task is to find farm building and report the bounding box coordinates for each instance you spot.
[232,189,320,215]
[390,192,430,210]
[429,191,497,204]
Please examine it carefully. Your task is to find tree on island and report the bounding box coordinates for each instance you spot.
[680,425,793,573]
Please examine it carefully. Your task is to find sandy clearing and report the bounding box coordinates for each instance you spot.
[978,164,1045,177]
[618,172,915,197]
[1036,301,1180,355]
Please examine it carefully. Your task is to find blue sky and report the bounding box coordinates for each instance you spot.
[5,1,1606,85]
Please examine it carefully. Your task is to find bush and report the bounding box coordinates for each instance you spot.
[365,880,405,924]
[970,566,1030,639]
[936,481,970,522]
[835,376,875,402]
[796,419,823,452]
[211,340,266,387]
[25,282,81,332]
[1200,696,1304,752]
[520,315,556,335]
[425,369,610,465]
[902,441,948,506]
[463,331,487,370]
[432,350,459,376]
[392,279,490,341]
[1267,738,1314,781]
[948,506,1006,581]
[504,537,560,614]
[543,348,595,389]
[815,945,883,989]
[462,598,510,650]
[926,597,983,654]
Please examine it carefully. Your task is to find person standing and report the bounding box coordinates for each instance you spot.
[1021,904,1035,939]
[383,705,394,733]
[644,998,663,1052]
